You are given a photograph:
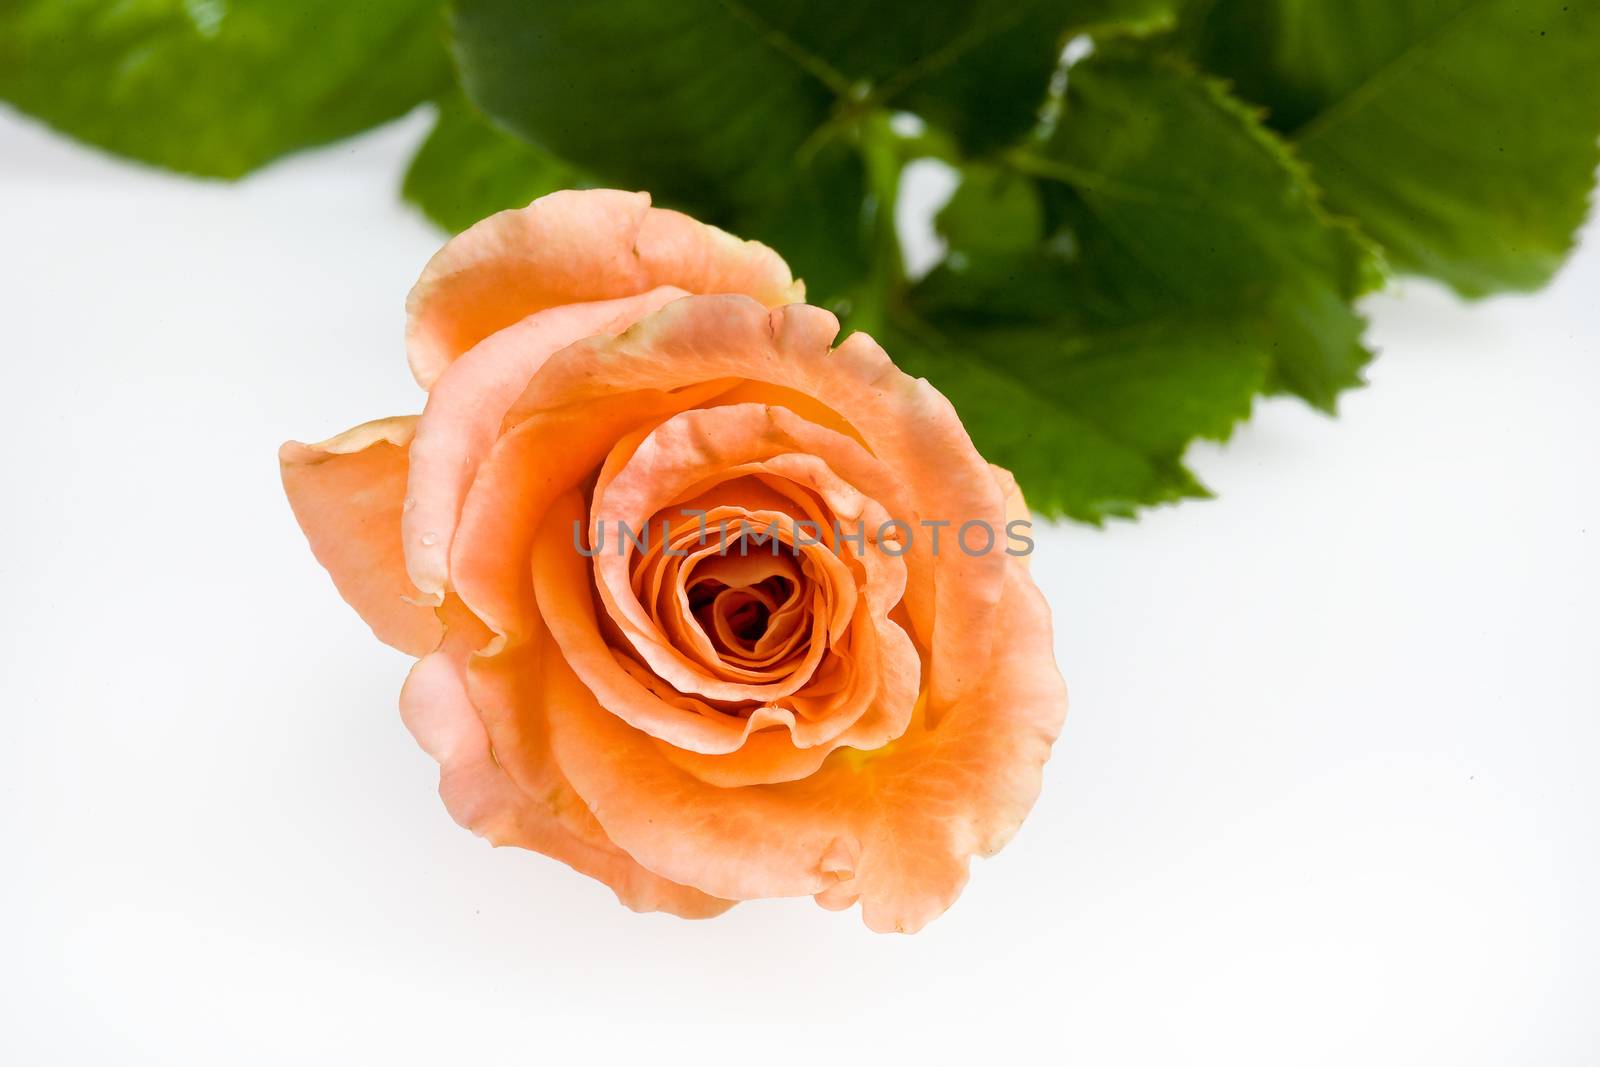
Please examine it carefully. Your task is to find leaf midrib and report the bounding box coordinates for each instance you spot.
[713,0,855,96]
[873,4,1039,102]
[716,0,1047,114]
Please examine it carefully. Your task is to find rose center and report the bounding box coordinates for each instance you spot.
[722,593,771,641]
[689,573,799,654]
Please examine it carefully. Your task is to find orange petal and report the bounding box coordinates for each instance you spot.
[592,508,848,706]
[446,382,728,644]
[400,601,732,919]
[577,405,925,775]
[280,416,441,656]
[534,491,809,755]
[991,463,1031,570]
[518,296,1009,711]
[404,286,687,599]
[653,595,921,787]
[648,533,818,684]
[405,190,802,388]
[634,206,805,306]
[545,562,1066,931]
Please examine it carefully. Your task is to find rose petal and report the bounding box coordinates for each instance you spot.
[404,286,687,599]
[517,296,1009,713]
[587,405,916,705]
[653,597,921,787]
[280,416,440,655]
[400,600,732,919]
[534,490,812,755]
[406,190,802,388]
[446,382,727,642]
[991,463,1032,570]
[546,561,1066,931]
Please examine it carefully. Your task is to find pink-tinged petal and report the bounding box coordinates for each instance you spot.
[652,597,921,787]
[634,207,805,307]
[280,416,441,656]
[517,296,1008,712]
[533,490,809,755]
[575,404,922,772]
[405,190,801,388]
[536,482,903,771]
[546,561,1066,932]
[991,463,1033,571]
[592,505,848,706]
[404,286,687,599]
[446,382,728,644]
[400,600,732,919]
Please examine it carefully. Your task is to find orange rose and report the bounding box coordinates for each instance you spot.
[281,190,1066,931]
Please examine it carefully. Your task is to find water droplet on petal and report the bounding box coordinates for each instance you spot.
[420,532,439,547]
[402,496,417,512]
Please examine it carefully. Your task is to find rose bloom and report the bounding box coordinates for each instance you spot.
[281,190,1066,932]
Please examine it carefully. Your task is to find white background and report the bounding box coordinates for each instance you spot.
[2,105,1596,1064]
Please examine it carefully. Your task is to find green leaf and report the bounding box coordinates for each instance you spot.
[451,0,1184,209]
[734,139,873,310]
[902,51,1375,521]
[0,0,451,179]
[449,0,1186,306]
[1016,51,1376,410]
[746,0,1181,156]
[935,163,1046,257]
[403,95,587,234]
[451,0,834,211]
[1186,0,1600,296]
[403,99,869,306]
[398,91,866,302]
[894,0,1179,155]
[888,316,1266,521]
